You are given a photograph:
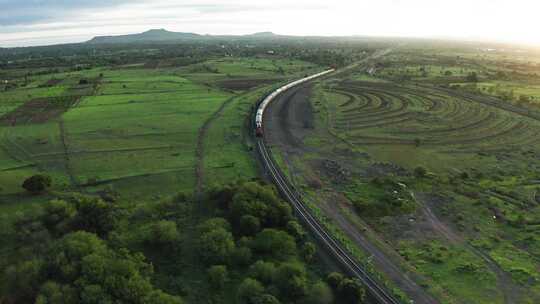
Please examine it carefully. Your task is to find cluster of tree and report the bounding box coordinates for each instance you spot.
[2,181,367,303]
[200,181,346,304]
[6,231,182,304]
[4,195,182,303]
[0,37,371,75]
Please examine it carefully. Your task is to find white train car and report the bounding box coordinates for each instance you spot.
[255,69,334,137]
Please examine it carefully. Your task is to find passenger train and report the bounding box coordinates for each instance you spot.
[255,69,335,137]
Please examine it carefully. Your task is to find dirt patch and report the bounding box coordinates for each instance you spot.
[38,78,63,87]
[311,159,351,184]
[217,78,278,91]
[0,96,80,126]
[364,162,409,178]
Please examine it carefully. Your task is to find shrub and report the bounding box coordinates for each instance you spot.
[208,265,228,289]
[414,166,428,178]
[198,228,235,265]
[237,278,264,304]
[22,174,52,194]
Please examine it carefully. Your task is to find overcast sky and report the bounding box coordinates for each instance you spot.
[1,0,539,47]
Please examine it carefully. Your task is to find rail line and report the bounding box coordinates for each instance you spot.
[255,72,402,304]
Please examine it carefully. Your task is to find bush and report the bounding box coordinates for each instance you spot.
[198,228,235,265]
[248,260,276,284]
[414,166,428,178]
[237,278,264,304]
[252,229,296,260]
[22,174,52,194]
[232,246,252,266]
[337,278,365,304]
[301,242,316,262]
[306,281,334,304]
[240,215,261,236]
[147,220,179,246]
[326,272,344,289]
[208,265,228,289]
[275,262,308,300]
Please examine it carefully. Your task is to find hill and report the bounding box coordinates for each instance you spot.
[86,28,203,44]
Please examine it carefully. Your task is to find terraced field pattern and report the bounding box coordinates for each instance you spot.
[274,63,540,303]
[324,80,540,154]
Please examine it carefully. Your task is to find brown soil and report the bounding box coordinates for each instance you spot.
[264,81,438,304]
[0,96,80,126]
[39,78,63,87]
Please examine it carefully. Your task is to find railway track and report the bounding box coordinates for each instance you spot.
[255,71,403,304]
[257,139,401,304]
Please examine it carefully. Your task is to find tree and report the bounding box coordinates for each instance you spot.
[41,199,76,234]
[198,217,231,234]
[231,182,291,228]
[326,272,344,289]
[198,228,235,265]
[43,231,183,304]
[5,259,44,302]
[337,278,365,304]
[249,260,277,284]
[252,229,296,260]
[276,262,308,300]
[35,281,77,304]
[286,221,306,241]
[301,242,316,262]
[306,281,334,304]
[237,278,265,304]
[208,265,228,289]
[240,215,261,236]
[147,220,179,246]
[144,290,184,304]
[72,197,118,237]
[22,174,52,194]
[253,294,281,304]
[232,246,253,266]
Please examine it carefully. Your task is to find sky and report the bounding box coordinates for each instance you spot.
[0,0,539,47]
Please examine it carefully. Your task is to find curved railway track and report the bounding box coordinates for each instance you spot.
[257,139,402,304]
[255,71,404,304]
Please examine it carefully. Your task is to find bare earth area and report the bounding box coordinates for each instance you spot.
[264,84,439,304]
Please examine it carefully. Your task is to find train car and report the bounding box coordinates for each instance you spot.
[255,69,334,138]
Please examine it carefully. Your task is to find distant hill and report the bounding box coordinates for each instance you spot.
[247,32,278,37]
[86,29,203,44]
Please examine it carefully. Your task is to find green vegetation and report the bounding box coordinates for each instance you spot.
[269,43,540,303]
[0,39,373,304]
[0,181,365,304]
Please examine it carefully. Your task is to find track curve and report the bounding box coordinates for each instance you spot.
[254,71,428,304]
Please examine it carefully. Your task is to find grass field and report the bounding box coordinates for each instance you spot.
[267,46,540,304]
[0,57,320,217]
[0,55,325,303]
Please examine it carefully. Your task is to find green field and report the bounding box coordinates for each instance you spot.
[268,46,540,304]
[0,57,319,206]
[0,55,336,303]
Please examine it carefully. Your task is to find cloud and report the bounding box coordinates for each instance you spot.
[0,0,139,25]
[1,0,539,47]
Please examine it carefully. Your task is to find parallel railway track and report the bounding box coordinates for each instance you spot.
[255,71,403,304]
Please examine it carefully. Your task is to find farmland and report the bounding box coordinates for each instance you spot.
[1,48,353,304]
[265,44,540,303]
[0,57,319,208]
[3,33,540,304]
